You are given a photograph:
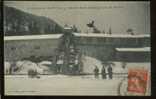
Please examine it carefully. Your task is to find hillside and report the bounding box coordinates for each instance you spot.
[4,6,64,36]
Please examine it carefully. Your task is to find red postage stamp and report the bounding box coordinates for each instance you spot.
[127,69,148,94]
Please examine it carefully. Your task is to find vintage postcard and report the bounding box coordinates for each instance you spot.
[4,1,150,96]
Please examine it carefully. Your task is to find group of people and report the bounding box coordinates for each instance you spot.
[94,66,113,79]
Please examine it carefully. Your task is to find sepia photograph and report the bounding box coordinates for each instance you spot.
[4,1,150,96]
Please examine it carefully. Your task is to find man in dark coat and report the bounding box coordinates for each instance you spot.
[108,66,113,79]
[94,66,99,79]
[101,66,106,79]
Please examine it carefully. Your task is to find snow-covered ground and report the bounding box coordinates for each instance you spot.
[5,75,123,96]
[4,56,151,96]
[5,60,151,96]
[80,56,150,74]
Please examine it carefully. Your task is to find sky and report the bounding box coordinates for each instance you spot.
[4,1,150,34]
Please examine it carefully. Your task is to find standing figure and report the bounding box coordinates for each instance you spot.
[101,66,106,79]
[108,66,113,79]
[94,66,99,79]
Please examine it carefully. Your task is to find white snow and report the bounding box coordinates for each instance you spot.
[38,61,53,74]
[56,60,63,65]
[5,75,123,95]
[5,72,150,96]
[38,61,52,65]
[12,61,44,74]
[116,47,150,52]
[4,34,63,41]
[81,56,103,74]
[4,60,55,75]
[4,61,11,74]
[4,58,151,95]
[73,33,150,38]
[81,56,150,74]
